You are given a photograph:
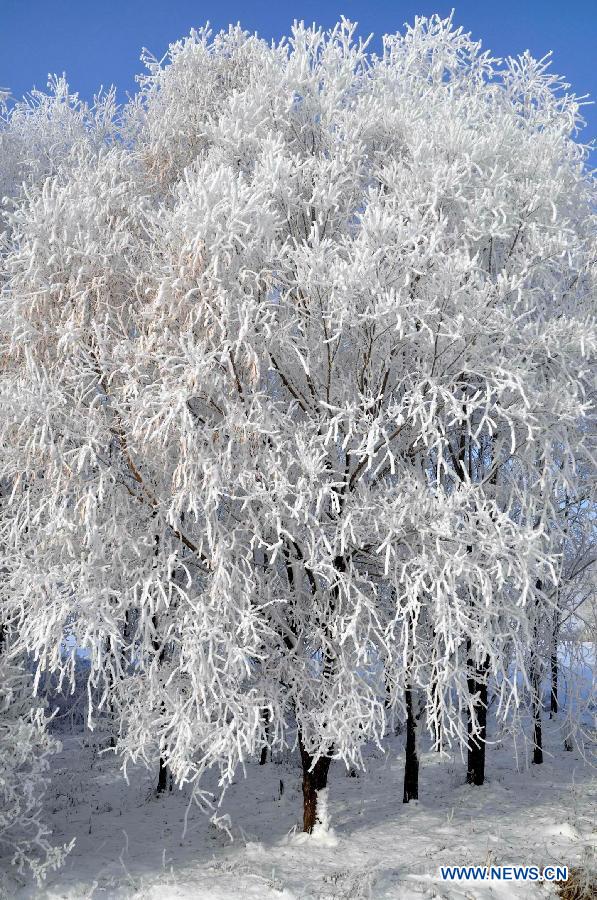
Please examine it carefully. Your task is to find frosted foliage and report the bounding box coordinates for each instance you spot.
[0,657,72,884]
[0,14,594,804]
[0,76,117,218]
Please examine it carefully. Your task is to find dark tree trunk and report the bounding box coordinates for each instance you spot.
[403,683,419,802]
[299,733,332,833]
[156,755,172,793]
[109,702,117,749]
[531,579,543,763]
[259,707,270,765]
[550,650,558,718]
[152,611,172,794]
[532,699,543,763]
[430,658,442,751]
[102,635,117,749]
[458,424,488,786]
[531,664,543,764]
[152,607,167,797]
[296,556,340,832]
[550,610,559,718]
[152,528,172,795]
[466,652,488,786]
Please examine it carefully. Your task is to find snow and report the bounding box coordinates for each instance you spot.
[7,721,595,899]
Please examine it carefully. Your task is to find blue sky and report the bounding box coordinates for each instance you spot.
[1,1,595,146]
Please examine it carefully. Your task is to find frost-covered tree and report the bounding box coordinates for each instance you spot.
[0,643,72,884]
[0,14,594,836]
[0,76,117,212]
[545,467,596,751]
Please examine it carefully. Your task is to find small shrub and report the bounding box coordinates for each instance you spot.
[556,866,597,900]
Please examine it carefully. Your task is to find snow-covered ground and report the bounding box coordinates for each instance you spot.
[6,720,596,900]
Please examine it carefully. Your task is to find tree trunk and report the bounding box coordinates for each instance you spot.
[550,611,559,718]
[152,613,172,794]
[459,427,488,786]
[156,755,171,793]
[296,555,340,832]
[531,579,543,763]
[430,654,442,751]
[109,702,117,748]
[102,635,118,749]
[298,733,332,833]
[403,682,419,802]
[466,653,488,786]
[150,526,174,795]
[531,662,543,764]
[550,650,558,718]
[259,707,270,765]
